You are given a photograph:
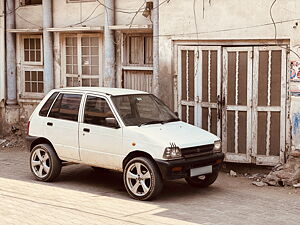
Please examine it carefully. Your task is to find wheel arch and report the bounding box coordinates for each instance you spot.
[30,137,55,152]
[123,150,159,171]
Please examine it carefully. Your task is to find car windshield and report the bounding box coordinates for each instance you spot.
[111,94,180,126]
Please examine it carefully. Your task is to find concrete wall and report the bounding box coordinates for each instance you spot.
[0,0,5,103]
[158,0,300,108]
[291,96,300,150]
[15,0,151,28]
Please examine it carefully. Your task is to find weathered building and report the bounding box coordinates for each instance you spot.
[0,0,5,134]
[2,0,300,166]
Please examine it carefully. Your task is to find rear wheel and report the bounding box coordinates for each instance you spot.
[30,144,61,182]
[185,171,219,188]
[123,157,163,201]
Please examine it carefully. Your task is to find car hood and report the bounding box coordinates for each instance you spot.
[125,121,219,148]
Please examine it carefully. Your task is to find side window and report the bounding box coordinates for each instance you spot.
[49,93,82,122]
[84,96,116,127]
[39,92,59,117]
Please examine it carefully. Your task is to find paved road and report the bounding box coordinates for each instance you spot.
[0,150,299,225]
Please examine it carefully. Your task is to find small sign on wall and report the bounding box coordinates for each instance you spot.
[290,61,300,81]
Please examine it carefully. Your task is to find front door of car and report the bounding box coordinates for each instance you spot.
[79,95,123,170]
[45,92,82,160]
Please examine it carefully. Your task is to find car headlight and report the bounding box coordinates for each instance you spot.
[163,144,182,159]
[213,140,222,153]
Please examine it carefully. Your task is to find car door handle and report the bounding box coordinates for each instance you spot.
[83,128,90,133]
[47,122,53,126]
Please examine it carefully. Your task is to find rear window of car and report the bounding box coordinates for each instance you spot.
[48,93,82,122]
[39,92,59,117]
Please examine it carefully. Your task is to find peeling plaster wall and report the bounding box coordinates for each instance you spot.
[0,0,4,135]
[15,0,151,28]
[159,0,300,108]
[291,96,300,150]
[0,0,5,103]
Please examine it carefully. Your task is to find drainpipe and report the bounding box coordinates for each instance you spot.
[43,0,54,93]
[103,0,115,87]
[152,0,159,96]
[6,0,17,105]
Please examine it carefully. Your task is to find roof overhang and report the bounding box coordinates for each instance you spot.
[46,26,103,32]
[7,28,42,33]
[109,24,152,32]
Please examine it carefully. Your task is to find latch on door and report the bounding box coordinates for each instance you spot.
[217,95,225,120]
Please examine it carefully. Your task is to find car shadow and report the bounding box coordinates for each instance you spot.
[0,151,227,224]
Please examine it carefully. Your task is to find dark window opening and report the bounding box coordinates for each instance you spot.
[49,93,82,122]
[39,92,59,117]
[20,0,42,6]
[84,96,117,128]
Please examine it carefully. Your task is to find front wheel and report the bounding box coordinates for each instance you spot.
[185,171,219,188]
[123,157,163,201]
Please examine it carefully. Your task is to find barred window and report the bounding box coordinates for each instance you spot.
[24,70,44,93]
[21,35,44,97]
[24,38,41,63]
[126,34,153,66]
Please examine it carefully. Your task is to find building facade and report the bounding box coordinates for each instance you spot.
[0,0,5,135]
[2,0,300,166]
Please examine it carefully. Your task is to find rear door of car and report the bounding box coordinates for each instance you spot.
[78,94,123,170]
[45,92,83,160]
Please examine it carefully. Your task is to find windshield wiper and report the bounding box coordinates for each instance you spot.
[161,118,181,124]
[138,120,164,127]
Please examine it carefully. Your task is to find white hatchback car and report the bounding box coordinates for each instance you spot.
[26,87,224,200]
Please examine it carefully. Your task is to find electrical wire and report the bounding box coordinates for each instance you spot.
[66,2,101,27]
[269,0,300,60]
[15,12,42,28]
[154,17,300,37]
[127,1,147,28]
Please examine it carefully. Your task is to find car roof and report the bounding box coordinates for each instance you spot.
[56,87,148,96]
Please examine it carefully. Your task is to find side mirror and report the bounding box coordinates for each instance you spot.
[105,117,120,128]
[174,112,179,117]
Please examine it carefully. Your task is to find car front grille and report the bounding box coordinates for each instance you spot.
[181,144,214,158]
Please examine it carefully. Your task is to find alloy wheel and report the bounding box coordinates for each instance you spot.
[126,162,152,197]
[31,148,51,179]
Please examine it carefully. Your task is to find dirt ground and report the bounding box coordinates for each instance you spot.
[0,137,300,224]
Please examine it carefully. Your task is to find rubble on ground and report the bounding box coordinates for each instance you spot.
[0,124,26,151]
[250,150,300,187]
[229,170,237,177]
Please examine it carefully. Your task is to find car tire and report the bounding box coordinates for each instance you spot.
[185,171,219,188]
[30,144,62,182]
[123,157,163,201]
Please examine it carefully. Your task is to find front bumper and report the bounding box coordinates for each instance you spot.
[155,153,224,180]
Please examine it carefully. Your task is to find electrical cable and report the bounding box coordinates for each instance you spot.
[66,2,101,27]
[269,0,300,60]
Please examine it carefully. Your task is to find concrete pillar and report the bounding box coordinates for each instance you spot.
[6,0,17,105]
[43,0,54,93]
[103,0,115,87]
[152,0,159,96]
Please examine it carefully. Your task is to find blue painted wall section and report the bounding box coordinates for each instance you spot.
[293,113,300,135]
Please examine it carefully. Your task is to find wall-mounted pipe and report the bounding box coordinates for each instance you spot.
[103,0,115,87]
[6,0,17,105]
[152,0,159,96]
[43,0,54,93]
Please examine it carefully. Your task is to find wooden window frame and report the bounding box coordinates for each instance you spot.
[123,33,153,70]
[19,34,45,99]
[19,0,42,6]
[66,0,96,3]
[20,66,45,98]
[61,33,103,88]
[21,35,43,66]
